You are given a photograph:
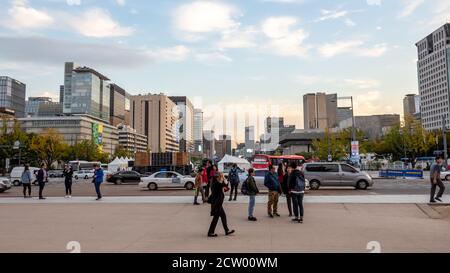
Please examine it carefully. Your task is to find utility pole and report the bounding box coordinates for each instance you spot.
[443,115,448,167]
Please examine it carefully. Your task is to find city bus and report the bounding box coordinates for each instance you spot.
[252,154,306,169]
[69,161,101,171]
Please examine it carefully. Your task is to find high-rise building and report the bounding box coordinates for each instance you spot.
[63,62,111,122]
[131,93,179,153]
[203,130,215,159]
[403,94,421,121]
[303,93,338,130]
[26,97,53,117]
[215,135,232,158]
[169,96,194,153]
[0,76,26,118]
[337,107,353,129]
[59,85,64,104]
[109,84,131,127]
[37,102,63,117]
[117,124,148,154]
[264,117,296,151]
[355,114,400,139]
[416,23,450,130]
[245,126,255,157]
[193,109,204,154]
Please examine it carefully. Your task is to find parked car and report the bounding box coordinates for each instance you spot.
[139,171,195,190]
[9,167,40,186]
[48,170,64,178]
[106,171,142,184]
[0,177,12,193]
[73,170,95,180]
[303,162,373,190]
[440,169,450,181]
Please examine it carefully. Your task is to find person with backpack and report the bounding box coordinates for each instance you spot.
[288,162,305,223]
[228,164,240,201]
[21,164,32,198]
[242,168,259,221]
[264,164,282,218]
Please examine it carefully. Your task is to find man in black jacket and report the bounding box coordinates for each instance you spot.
[36,163,47,200]
[288,162,305,223]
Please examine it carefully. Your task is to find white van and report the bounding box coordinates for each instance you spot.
[9,167,39,186]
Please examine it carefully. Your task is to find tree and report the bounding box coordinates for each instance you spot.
[113,145,133,158]
[29,129,68,168]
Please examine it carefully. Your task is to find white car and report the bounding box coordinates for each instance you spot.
[441,170,450,181]
[139,171,195,191]
[9,166,39,186]
[0,177,12,193]
[73,170,95,180]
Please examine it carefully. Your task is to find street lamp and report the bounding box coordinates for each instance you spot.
[13,140,21,166]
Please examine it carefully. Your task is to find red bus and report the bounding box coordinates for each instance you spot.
[252,154,305,169]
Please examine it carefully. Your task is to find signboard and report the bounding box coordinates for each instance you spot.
[351,141,360,160]
[92,123,104,152]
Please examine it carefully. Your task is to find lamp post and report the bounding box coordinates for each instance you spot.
[13,140,21,166]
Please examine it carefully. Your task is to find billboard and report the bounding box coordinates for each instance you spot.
[351,141,360,160]
[92,123,104,152]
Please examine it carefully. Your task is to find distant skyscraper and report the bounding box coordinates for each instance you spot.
[203,130,215,159]
[245,126,255,157]
[303,93,337,129]
[355,115,400,139]
[0,76,26,118]
[26,97,53,117]
[215,135,232,158]
[59,85,64,104]
[169,96,194,153]
[403,94,421,121]
[109,84,131,127]
[63,62,111,122]
[193,109,204,154]
[416,23,450,130]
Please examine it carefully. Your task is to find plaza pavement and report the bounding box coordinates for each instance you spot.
[0,198,449,253]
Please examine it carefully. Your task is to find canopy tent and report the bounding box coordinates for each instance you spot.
[218,155,251,173]
[108,157,129,172]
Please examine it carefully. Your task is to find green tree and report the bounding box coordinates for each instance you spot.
[29,129,68,168]
[113,145,133,158]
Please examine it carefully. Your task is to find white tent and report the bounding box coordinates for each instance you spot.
[218,155,251,173]
[108,157,128,172]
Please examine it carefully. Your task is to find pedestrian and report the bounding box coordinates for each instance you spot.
[278,163,292,217]
[207,172,235,237]
[93,164,104,201]
[228,164,240,201]
[36,163,47,200]
[430,156,446,203]
[21,164,32,198]
[205,160,213,197]
[194,167,206,205]
[288,162,306,223]
[264,164,282,218]
[63,164,74,198]
[245,168,259,221]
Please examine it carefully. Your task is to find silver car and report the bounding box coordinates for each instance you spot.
[303,162,373,190]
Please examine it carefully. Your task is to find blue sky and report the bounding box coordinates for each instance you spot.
[1,0,450,139]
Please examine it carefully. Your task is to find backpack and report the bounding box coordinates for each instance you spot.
[241,178,249,195]
[294,174,306,192]
[228,168,239,184]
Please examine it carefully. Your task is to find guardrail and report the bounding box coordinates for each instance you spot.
[379,169,424,179]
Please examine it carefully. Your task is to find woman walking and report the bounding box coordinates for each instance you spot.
[207,172,235,237]
[63,165,74,198]
[21,165,32,198]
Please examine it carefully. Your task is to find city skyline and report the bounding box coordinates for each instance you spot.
[1,0,450,139]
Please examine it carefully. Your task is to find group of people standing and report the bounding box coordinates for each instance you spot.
[19,163,105,201]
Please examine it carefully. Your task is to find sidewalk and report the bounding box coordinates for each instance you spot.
[0,202,448,253]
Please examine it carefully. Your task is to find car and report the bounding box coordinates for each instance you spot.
[303,162,373,190]
[0,177,12,193]
[139,171,195,191]
[106,171,142,184]
[440,169,450,181]
[73,170,95,180]
[9,167,39,186]
[48,170,64,178]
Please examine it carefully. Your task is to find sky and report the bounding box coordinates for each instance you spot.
[1,0,450,141]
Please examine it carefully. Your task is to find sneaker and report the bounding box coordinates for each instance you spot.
[435,197,443,202]
[268,213,274,218]
[299,218,303,224]
[225,230,235,236]
[292,218,299,222]
[430,200,437,203]
[208,233,218,237]
[96,197,102,201]
[193,202,200,205]
[274,212,281,217]
[68,196,72,198]
[39,197,46,200]
[248,216,257,221]
[65,195,69,198]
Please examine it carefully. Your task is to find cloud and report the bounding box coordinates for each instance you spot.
[3,0,54,30]
[261,16,309,57]
[318,40,387,58]
[316,9,349,21]
[398,0,424,18]
[116,0,126,6]
[66,0,81,6]
[216,26,258,49]
[344,79,379,89]
[260,0,306,3]
[293,74,320,85]
[194,52,233,63]
[0,36,190,68]
[344,18,356,27]
[64,8,135,38]
[366,0,381,6]
[174,1,239,33]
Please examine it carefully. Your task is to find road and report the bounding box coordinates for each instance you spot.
[0,177,446,198]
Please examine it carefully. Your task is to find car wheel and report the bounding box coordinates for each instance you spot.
[185,182,194,190]
[13,180,20,187]
[356,180,368,190]
[74,176,78,180]
[309,180,320,190]
[84,175,89,179]
[115,179,122,185]
[445,175,450,181]
[148,183,157,191]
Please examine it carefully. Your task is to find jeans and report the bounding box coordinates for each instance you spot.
[229,183,238,200]
[208,208,229,235]
[248,195,256,217]
[94,182,102,199]
[38,181,45,198]
[291,193,304,218]
[430,179,446,201]
[65,179,72,195]
[194,186,206,203]
[267,191,279,214]
[22,183,31,197]
[285,193,293,216]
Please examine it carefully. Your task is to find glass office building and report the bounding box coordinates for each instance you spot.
[0,76,26,118]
